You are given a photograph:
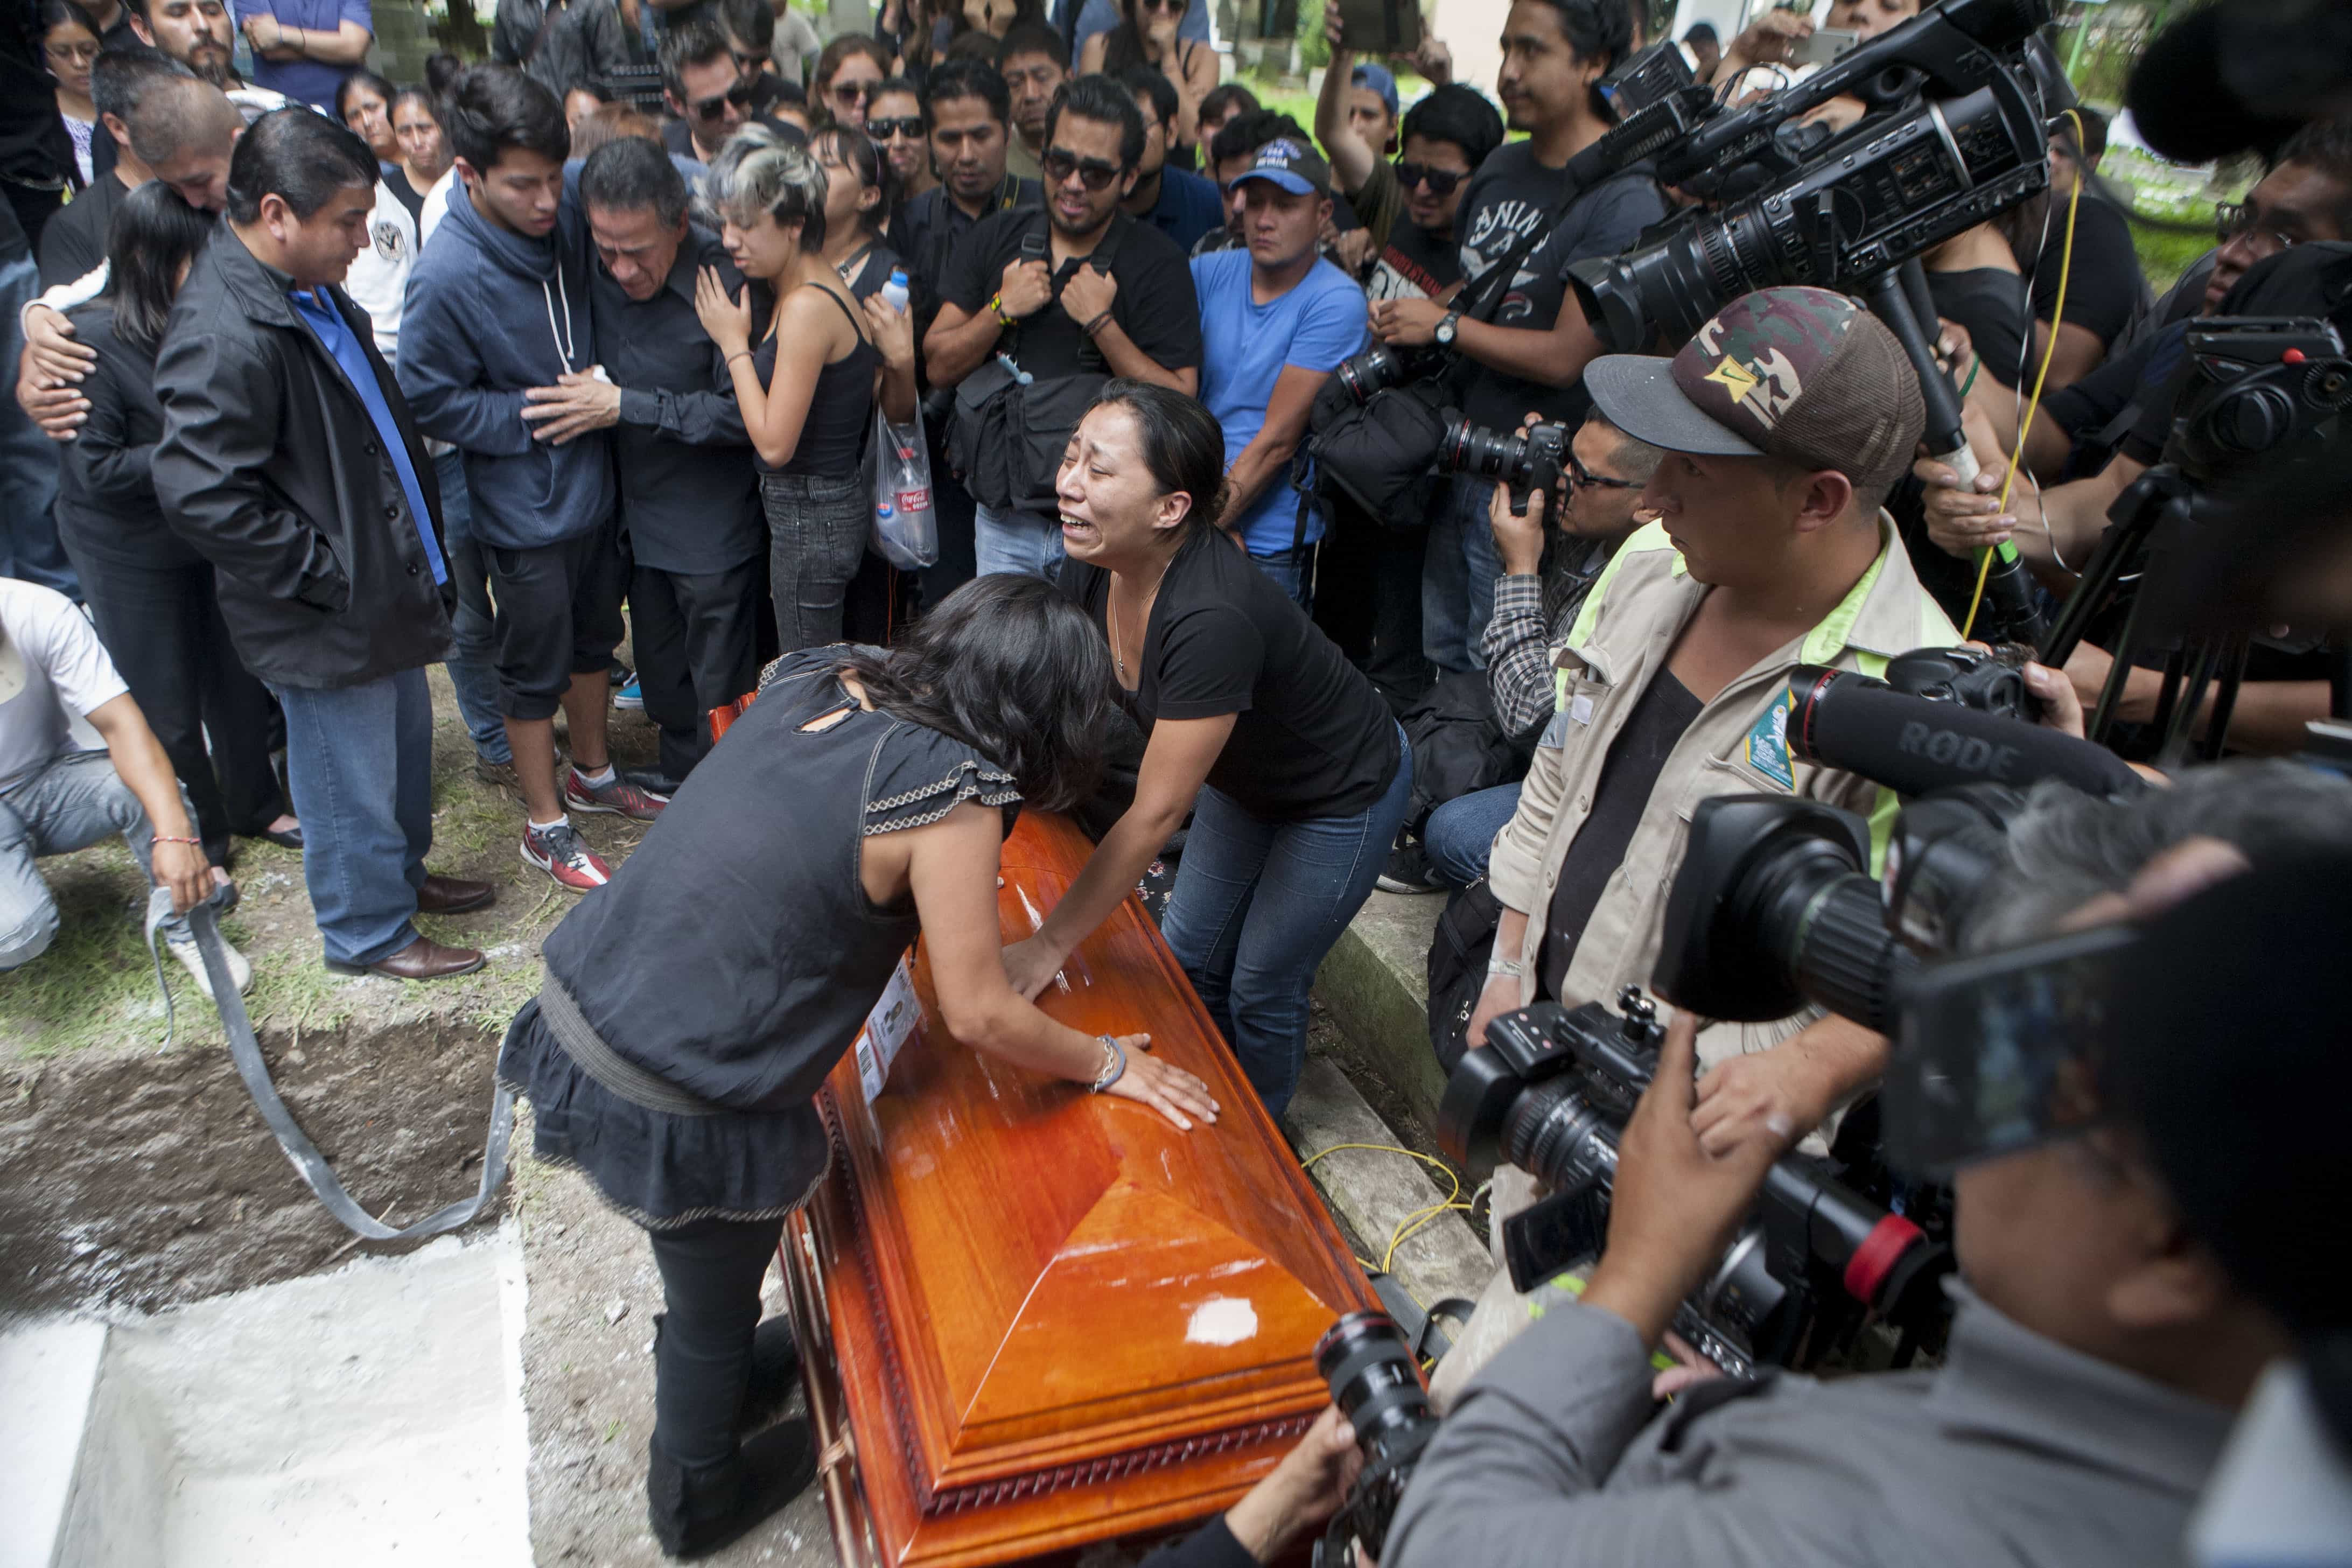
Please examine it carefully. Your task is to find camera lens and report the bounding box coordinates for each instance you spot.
[1314,1311,1433,1455]
[1441,419,1531,487]
[1500,1079,1618,1195]
[1335,345,1406,407]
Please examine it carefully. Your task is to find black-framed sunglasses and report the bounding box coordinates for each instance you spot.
[1566,450,1638,491]
[691,81,755,121]
[830,79,877,105]
[1394,161,1465,198]
[2214,200,2300,253]
[867,116,926,141]
[1043,148,1122,191]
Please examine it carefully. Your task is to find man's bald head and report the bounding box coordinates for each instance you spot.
[132,77,244,212]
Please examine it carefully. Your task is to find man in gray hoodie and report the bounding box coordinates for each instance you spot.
[400,63,663,893]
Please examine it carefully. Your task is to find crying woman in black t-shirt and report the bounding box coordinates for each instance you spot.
[1019,381,1412,1117]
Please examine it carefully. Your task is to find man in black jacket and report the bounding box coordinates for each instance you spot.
[153,108,495,982]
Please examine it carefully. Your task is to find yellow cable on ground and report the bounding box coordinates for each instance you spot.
[1962,107,2085,640]
[1301,1141,1475,1279]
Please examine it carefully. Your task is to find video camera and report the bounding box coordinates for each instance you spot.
[1436,986,1953,1376]
[1567,0,2059,353]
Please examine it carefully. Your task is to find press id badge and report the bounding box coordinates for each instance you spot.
[855,956,920,1103]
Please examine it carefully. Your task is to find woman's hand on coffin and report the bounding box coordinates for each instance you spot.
[1101,1034,1221,1131]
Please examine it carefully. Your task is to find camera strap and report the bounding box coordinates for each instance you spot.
[1452,145,1640,330]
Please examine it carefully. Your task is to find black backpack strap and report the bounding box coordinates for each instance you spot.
[1002,210,1055,362]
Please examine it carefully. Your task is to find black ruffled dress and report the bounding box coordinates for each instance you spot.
[496,648,1020,1229]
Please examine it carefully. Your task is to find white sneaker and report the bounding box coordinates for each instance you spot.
[166,929,254,999]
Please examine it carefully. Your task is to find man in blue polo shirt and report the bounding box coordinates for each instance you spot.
[1188,137,1368,605]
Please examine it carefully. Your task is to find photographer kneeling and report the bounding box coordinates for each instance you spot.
[1386,760,2352,1568]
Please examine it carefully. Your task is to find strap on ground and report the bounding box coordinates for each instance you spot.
[146,891,516,1243]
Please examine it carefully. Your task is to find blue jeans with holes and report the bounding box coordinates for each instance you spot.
[1160,730,1415,1120]
[271,668,433,966]
[0,750,214,970]
[1420,475,1501,674]
[1422,781,1524,890]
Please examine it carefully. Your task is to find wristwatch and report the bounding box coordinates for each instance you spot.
[1434,310,1461,347]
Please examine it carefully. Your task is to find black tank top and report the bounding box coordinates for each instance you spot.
[753,283,879,480]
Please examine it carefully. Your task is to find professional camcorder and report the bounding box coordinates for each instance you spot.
[1435,987,1952,1375]
[1568,0,2060,352]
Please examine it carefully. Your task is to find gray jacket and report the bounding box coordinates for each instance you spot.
[1385,1286,2235,1568]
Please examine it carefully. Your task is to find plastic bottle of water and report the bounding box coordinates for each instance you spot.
[880,268,909,313]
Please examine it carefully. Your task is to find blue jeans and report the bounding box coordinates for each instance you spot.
[272,668,434,966]
[435,448,509,765]
[1250,544,1316,610]
[0,252,79,599]
[974,503,1064,581]
[0,751,215,969]
[1161,730,1416,1120]
[1423,781,1523,890]
[1420,475,1500,674]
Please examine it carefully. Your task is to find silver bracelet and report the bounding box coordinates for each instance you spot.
[1487,953,1528,978]
[1089,1034,1126,1094]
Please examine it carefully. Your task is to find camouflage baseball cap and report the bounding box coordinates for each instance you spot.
[1584,286,1926,497]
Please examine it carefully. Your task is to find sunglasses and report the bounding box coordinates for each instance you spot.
[2214,200,2301,254]
[1566,450,1638,491]
[1138,0,1185,11]
[1043,148,1122,191]
[691,81,755,121]
[1394,161,1464,198]
[831,79,877,104]
[868,116,926,141]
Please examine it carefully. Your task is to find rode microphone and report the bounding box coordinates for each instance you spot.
[1786,666,2147,799]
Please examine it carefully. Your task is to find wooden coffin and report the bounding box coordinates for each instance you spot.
[781,810,1376,1567]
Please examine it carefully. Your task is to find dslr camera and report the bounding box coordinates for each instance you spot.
[1438,416,1569,517]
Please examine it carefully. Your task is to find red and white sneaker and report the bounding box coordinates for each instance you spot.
[563,766,667,822]
[522,821,612,892]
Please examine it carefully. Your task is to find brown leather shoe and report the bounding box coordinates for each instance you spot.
[326,936,486,981]
[417,873,498,915]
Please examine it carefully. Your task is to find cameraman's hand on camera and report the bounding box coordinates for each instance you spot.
[999,257,1054,320]
[1580,1010,1783,1350]
[1489,478,1548,577]
[1224,1403,1363,1563]
[1372,297,1446,348]
[1690,1039,1837,1158]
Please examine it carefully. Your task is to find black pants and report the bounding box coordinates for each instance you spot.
[484,521,629,720]
[1314,513,1433,715]
[631,558,761,779]
[68,544,286,864]
[647,1214,789,1468]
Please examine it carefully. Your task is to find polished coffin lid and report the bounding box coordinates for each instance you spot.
[788,810,1376,1566]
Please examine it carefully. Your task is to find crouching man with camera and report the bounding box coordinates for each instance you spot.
[1441,286,1958,1385]
[1386,762,2352,1568]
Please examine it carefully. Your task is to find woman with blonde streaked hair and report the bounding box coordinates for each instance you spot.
[694,127,918,653]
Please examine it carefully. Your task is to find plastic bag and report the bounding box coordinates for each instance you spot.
[869,402,939,570]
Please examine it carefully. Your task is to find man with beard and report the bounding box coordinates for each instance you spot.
[128,0,240,88]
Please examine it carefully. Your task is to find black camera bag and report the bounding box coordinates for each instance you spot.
[1294,376,1456,529]
[946,214,1128,514]
[1426,877,1503,1074]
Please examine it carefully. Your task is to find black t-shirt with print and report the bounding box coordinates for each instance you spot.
[1453,144,1667,430]
[937,207,1203,382]
[1059,527,1399,822]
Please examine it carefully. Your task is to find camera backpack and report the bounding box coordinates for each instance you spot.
[946,214,1129,514]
